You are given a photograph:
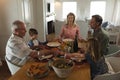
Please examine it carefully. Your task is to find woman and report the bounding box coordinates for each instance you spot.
[59,12,82,40]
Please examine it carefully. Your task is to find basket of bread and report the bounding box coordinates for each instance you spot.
[26,63,50,79]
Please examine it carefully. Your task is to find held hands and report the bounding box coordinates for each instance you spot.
[29,51,38,58]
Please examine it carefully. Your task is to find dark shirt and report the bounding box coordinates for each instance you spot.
[93,28,109,56]
[86,27,109,79]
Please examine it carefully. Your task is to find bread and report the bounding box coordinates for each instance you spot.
[27,63,48,77]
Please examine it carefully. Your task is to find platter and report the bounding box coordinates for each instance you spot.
[26,63,50,79]
[47,41,61,47]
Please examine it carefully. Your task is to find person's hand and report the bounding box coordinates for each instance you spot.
[29,51,38,58]
[39,49,52,55]
[39,45,46,50]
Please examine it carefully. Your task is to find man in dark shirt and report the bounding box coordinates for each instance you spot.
[86,15,109,79]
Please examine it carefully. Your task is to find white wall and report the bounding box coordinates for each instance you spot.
[55,0,90,21]
[31,0,46,42]
[0,0,46,59]
[0,0,24,59]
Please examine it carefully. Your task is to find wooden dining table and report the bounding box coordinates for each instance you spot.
[8,40,91,80]
[8,60,90,80]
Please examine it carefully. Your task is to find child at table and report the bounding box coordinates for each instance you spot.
[28,28,46,51]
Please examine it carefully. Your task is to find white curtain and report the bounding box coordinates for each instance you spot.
[111,0,120,26]
[105,0,120,26]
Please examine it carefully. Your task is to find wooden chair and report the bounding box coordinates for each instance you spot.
[5,57,21,75]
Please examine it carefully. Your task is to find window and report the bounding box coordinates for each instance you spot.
[62,2,77,19]
[90,1,106,20]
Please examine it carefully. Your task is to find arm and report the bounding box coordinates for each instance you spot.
[76,25,82,40]
[59,25,65,39]
[100,35,109,55]
[10,39,34,59]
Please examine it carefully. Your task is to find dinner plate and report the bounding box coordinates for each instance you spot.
[47,42,61,47]
[71,57,85,62]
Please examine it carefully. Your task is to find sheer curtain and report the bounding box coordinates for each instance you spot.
[111,0,120,26]
[105,0,120,26]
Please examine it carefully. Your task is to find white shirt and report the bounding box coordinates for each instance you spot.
[6,34,32,66]
[33,39,39,46]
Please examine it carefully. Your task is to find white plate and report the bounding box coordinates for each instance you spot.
[71,57,81,62]
[47,42,60,47]
[62,39,73,42]
[39,54,53,60]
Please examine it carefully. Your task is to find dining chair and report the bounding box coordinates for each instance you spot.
[5,57,21,75]
[94,56,120,80]
[109,32,119,45]
[107,27,120,45]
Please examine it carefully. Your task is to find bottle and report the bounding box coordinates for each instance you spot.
[73,31,78,52]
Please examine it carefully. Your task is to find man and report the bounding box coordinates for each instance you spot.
[90,15,109,56]
[6,20,38,67]
[86,15,109,79]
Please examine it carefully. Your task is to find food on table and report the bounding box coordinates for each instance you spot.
[27,63,49,78]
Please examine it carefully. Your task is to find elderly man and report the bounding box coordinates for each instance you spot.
[6,20,38,67]
[5,20,59,75]
[5,20,39,75]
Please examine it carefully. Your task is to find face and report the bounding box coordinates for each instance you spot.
[67,15,75,24]
[31,34,38,39]
[89,17,98,29]
[16,23,26,38]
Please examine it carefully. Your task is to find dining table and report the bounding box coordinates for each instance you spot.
[8,39,91,80]
[8,61,90,80]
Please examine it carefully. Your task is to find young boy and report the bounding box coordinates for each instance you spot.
[28,28,45,51]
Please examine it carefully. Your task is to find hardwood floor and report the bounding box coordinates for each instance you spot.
[0,60,11,80]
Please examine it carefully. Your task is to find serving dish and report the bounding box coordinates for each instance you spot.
[47,41,61,47]
[26,63,50,79]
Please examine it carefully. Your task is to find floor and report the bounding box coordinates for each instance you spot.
[0,60,11,80]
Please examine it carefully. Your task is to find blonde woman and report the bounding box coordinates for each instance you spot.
[59,12,82,40]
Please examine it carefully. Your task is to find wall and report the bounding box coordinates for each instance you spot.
[0,0,46,59]
[31,0,46,42]
[0,0,24,59]
[55,0,90,21]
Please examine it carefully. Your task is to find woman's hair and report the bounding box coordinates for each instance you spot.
[29,28,38,36]
[66,12,76,24]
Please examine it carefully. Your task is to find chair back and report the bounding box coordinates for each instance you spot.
[5,57,21,75]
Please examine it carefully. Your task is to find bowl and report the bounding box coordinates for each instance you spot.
[26,63,50,79]
[52,58,74,78]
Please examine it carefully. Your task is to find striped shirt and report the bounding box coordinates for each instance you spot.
[6,34,32,66]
